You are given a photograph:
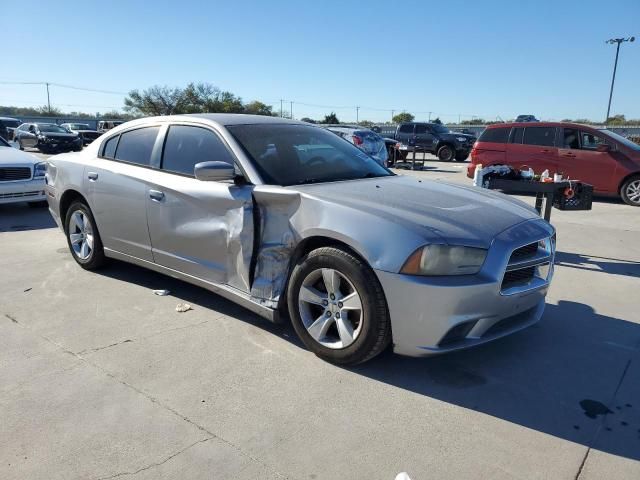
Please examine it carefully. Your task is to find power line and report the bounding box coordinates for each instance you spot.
[0,81,127,95]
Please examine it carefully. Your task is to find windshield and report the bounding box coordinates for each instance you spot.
[0,136,9,147]
[1,120,21,128]
[600,130,640,151]
[69,124,90,130]
[431,124,451,134]
[228,124,392,186]
[37,124,69,133]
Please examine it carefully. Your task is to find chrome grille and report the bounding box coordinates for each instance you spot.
[0,167,31,182]
[501,237,554,295]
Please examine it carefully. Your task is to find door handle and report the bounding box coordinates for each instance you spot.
[540,149,551,153]
[87,171,98,181]
[149,190,165,202]
[562,152,576,158]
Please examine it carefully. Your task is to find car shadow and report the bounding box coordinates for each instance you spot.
[348,300,640,461]
[0,204,56,232]
[96,260,640,461]
[95,260,306,349]
[555,251,640,278]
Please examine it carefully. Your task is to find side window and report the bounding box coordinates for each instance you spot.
[478,127,509,143]
[563,128,579,149]
[114,127,160,166]
[523,127,555,147]
[161,125,235,176]
[398,124,414,134]
[510,127,524,144]
[580,131,608,150]
[102,135,119,158]
[414,124,428,134]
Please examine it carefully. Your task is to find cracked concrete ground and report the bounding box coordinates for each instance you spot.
[1,155,639,479]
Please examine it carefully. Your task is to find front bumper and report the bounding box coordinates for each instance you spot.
[377,219,555,357]
[0,178,46,205]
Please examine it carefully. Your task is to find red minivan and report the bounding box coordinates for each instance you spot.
[467,122,640,206]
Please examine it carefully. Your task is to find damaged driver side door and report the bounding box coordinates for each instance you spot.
[145,124,254,292]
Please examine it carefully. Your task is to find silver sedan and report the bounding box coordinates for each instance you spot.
[45,114,555,365]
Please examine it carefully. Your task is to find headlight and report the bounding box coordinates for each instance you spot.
[456,137,467,142]
[33,162,47,178]
[400,245,487,276]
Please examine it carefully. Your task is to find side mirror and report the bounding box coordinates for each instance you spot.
[596,144,611,153]
[194,161,235,182]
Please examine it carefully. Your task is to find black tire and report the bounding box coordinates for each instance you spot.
[454,151,469,162]
[437,144,455,162]
[620,175,640,206]
[64,201,107,269]
[287,247,391,365]
[28,200,48,208]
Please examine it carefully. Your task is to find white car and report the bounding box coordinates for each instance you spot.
[0,136,47,206]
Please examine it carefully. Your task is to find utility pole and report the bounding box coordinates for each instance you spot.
[290,101,293,120]
[46,82,51,114]
[428,112,432,122]
[458,113,461,124]
[280,99,284,118]
[605,36,635,122]
[391,110,395,122]
[356,106,360,124]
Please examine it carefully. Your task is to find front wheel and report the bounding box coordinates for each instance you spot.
[64,201,107,269]
[437,145,455,162]
[287,247,391,365]
[621,175,640,206]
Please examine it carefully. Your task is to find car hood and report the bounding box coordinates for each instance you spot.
[0,146,40,166]
[294,175,540,248]
[41,132,78,139]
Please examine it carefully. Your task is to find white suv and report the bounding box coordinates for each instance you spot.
[0,136,47,206]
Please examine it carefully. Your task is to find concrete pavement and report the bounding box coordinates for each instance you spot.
[1,157,639,479]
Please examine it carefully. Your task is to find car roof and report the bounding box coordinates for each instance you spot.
[0,116,20,121]
[485,121,599,129]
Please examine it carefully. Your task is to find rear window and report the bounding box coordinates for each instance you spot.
[114,127,159,166]
[102,135,119,158]
[510,128,524,144]
[398,124,414,134]
[523,127,555,147]
[478,127,509,143]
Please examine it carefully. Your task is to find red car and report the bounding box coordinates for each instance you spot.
[467,122,640,206]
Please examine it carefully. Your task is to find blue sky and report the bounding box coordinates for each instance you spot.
[2,0,639,122]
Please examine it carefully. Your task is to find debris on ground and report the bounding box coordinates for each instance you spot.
[175,303,192,313]
[23,288,32,292]
[153,289,170,296]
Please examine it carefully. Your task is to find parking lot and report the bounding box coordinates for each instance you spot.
[1,150,639,479]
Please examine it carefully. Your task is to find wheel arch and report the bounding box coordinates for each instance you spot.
[59,189,89,232]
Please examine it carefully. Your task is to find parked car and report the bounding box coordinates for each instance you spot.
[394,122,476,162]
[514,115,539,123]
[60,123,101,145]
[467,122,640,206]
[324,125,388,166]
[0,116,21,141]
[0,135,47,207]
[14,123,83,153]
[97,120,124,133]
[46,114,555,365]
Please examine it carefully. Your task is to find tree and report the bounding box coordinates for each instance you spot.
[300,117,316,124]
[432,117,443,125]
[244,101,274,116]
[392,112,414,123]
[606,114,626,125]
[460,118,485,125]
[124,85,185,116]
[322,112,339,124]
[358,120,374,127]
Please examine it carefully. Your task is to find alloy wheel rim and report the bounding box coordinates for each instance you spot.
[69,210,94,260]
[298,268,364,349]
[627,180,640,204]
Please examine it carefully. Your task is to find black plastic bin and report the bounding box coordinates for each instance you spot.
[553,183,593,211]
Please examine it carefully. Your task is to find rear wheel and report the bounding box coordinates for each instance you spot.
[287,247,391,365]
[64,201,106,269]
[455,151,469,162]
[437,144,455,162]
[620,175,640,206]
